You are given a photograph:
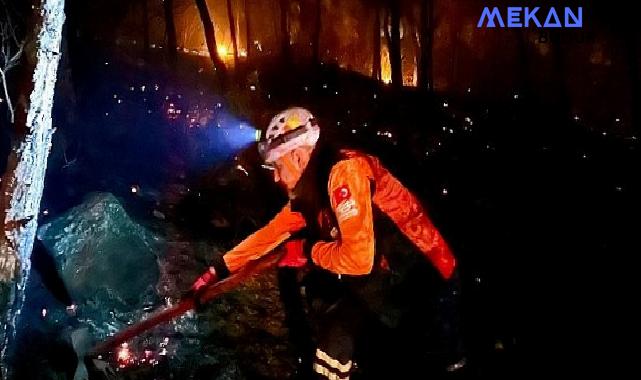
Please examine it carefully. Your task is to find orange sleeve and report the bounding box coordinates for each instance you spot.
[369,155,456,279]
[223,204,306,273]
[310,159,375,275]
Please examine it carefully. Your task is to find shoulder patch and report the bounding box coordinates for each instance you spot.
[333,184,352,205]
[333,185,358,222]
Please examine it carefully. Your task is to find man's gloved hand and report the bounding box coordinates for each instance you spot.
[184,267,219,304]
[278,239,309,268]
[191,267,219,292]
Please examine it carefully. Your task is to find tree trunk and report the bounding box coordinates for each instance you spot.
[388,0,402,89]
[418,0,433,90]
[163,0,178,68]
[372,6,381,80]
[312,0,321,65]
[194,0,228,84]
[226,0,239,67]
[142,0,150,61]
[0,0,66,377]
[279,0,290,61]
[244,0,251,59]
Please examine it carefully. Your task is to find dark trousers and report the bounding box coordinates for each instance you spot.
[281,266,464,379]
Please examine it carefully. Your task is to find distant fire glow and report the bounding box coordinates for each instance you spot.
[381,44,392,85]
[168,4,419,87]
[217,46,229,58]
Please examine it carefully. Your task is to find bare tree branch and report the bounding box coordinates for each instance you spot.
[0,5,25,123]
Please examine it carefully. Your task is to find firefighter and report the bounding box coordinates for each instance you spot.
[190,107,458,379]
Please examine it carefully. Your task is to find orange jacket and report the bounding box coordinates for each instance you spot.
[222,153,456,279]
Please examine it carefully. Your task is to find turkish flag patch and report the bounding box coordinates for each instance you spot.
[333,185,352,205]
[333,184,358,222]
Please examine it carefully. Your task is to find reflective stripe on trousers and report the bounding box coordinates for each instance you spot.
[313,348,352,379]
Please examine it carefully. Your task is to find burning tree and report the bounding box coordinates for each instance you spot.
[372,4,381,80]
[164,0,178,68]
[388,0,402,89]
[194,0,228,84]
[418,0,434,90]
[0,0,65,377]
[226,0,239,67]
[244,0,251,59]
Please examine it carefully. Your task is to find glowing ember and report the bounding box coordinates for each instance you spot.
[117,343,133,368]
[166,103,178,120]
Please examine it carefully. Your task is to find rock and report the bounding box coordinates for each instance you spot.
[38,192,162,308]
[37,192,164,349]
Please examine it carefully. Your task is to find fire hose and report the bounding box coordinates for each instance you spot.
[89,251,282,356]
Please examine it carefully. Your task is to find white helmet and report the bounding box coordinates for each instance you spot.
[258,107,320,163]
